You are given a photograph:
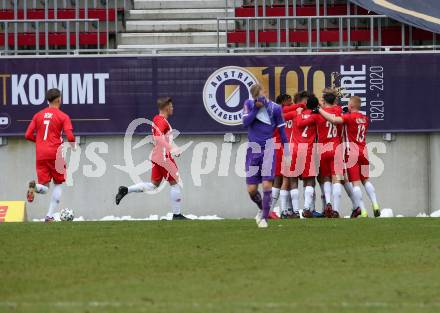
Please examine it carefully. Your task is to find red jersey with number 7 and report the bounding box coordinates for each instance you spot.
[25,107,74,160]
[342,112,369,148]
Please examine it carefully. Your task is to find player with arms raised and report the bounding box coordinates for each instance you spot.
[115,97,187,220]
[318,96,381,217]
[25,88,75,222]
[243,84,290,228]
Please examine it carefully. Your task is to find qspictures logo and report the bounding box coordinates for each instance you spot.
[203,66,258,126]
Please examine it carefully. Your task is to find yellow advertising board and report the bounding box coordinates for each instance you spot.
[0,201,27,222]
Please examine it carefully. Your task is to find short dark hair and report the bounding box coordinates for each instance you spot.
[323,89,337,105]
[46,88,61,103]
[275,93,292,105]
[298,90,309,99]
[306,95,320,110]
[275,94,284,104]
[157,97,172,110]
[294,91,309,104]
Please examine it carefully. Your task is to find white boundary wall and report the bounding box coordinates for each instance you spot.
[0,133,439,219]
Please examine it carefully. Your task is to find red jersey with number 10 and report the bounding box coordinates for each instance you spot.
[25,107,74,160]
[282,103,305,142]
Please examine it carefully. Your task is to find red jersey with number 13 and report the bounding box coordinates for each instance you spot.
[342,112,369,148]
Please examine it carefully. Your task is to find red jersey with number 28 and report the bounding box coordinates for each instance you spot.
[25,107,74,160]
[317,106,342,144]
[297,105,343,145]
[342,112,369,148]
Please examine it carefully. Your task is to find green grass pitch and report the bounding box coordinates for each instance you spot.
[0,219,439,313]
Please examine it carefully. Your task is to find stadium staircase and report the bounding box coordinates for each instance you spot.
[118,0,237,51]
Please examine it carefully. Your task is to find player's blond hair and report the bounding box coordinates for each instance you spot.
[250,84,262,99]
[350,96,362,109]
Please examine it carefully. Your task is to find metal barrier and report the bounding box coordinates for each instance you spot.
[1,44,440,55]
[0,18,100,55]
[254,0,350,21]
[216,14,439,52]
[0,1,438,55]
[0,0,126,50]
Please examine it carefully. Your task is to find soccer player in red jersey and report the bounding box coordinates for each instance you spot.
[115,97,187,220]
[318,96,381,218]
[269,93,293,219]
[289,96,325,218]
[279,91,308,218]
[25,88,76,222]
[296,89,344,217]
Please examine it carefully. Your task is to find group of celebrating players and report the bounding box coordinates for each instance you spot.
[243,83,381,228]
[24,86,380,226]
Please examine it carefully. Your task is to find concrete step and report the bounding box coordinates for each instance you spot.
[134,0,237,9]
[126,19,234,32]
[117,43,226,51]
[128,8,234,20]
[119,32,226,45]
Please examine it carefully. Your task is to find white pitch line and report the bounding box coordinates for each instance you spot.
[0,301,439,308]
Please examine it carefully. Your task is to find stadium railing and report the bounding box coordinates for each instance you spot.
[0,18,102,54]
[0,0,126,50]
[234,0,367,19]
[0,0,437,55]
[217,15,440,52]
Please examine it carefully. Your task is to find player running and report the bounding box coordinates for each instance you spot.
[243,84,290,228]
[115,97,187,220]
[317,96,381,217]
[25,88,75,222]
